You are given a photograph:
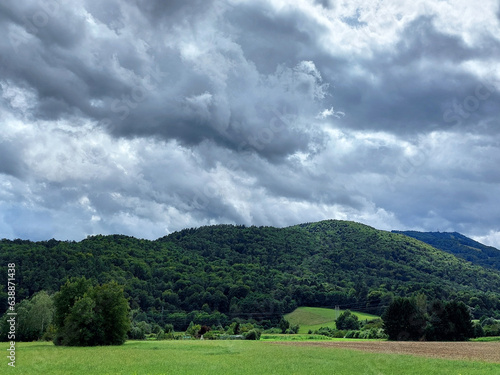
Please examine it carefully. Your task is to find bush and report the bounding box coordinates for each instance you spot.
[244,329,261,340]
[186,321,201,337]
[129,326,146,340]
[41,324,56,342]
[288,324,300,334]
[362,319,384,330]
[156,329,175,340]
[473,322,484,338]
[344,330,359,338]
[483,323,500,337]
[331,330,346,338]
[164,324,174,333]
[345,328,387,339]
[263,327,282,334]
[279,318,290,334]
[203,331,217,340]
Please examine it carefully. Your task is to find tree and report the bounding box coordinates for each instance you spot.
[53,277,92,330]
[186,321,201,337]
[279,317,290,334]
[0,290,54,342]
[335,310,360,330]
[53,278,130,346]
[61,295,96,346]
[382,297,426,340]
[426,300,473,341]
[30,291,54,336]
[90,282,130,345]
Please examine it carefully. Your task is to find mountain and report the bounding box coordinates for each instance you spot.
[392,231,500,271]
[1,220,500,329]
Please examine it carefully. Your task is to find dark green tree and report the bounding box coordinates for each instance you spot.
[61,295,96,346]
[53,277,92,330]
[426,300,473,341]
[382,297,426,340]
[335,310,360,330]
[53,278,130,346]
[279,317,290,334]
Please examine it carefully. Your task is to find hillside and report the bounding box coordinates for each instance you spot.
[393,231,500,271]
[1,220,500,329]
[284,307,379,334]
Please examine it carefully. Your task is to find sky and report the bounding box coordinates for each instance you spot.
[0,0,500,248]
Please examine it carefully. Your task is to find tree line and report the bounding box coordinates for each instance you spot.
[1,221,500,333]
[2,281,499,344]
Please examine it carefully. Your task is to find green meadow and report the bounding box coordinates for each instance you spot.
[285,306,379,333]
[5,340,499,375]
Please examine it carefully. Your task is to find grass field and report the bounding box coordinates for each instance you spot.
[471,336,500,342]
[285,306,379,333]
[5,340,500,374]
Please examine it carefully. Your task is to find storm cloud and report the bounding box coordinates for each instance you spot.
[1,0,499,247]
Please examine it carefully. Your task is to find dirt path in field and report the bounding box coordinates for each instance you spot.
[272,341,500,363]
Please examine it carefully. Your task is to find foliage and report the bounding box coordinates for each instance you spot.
[278,318,290,334]
[285,306,379,334]
[425,300,474,341]
[344,328,388,339]
[0,290,54,341]
[394,230,500,271]
[53,278,130,346]
[287,324,300,334]
[2,220,500,329]
[480,317,500,337]
[382,297,426,340]
[164,323,174,333]
[243,329,261,340]
[383,297,474,341]
[335,310,360,330]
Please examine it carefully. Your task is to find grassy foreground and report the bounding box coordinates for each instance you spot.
[5,340,499,375]
[285,306,379,333]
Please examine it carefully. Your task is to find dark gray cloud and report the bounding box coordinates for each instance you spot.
[1,0,500,247]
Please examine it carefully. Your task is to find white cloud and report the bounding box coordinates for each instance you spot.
[473,231,500,250]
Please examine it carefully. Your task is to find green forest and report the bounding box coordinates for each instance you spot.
[1,220,500,333]
[393,230,500,271]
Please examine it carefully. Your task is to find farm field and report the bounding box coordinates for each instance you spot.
[285,306,379,333]
[6,340,500,375]
[275,340,500,363]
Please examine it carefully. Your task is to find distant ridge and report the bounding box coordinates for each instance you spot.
[392,230,500,271]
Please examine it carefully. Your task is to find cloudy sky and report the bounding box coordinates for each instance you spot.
[1,0,500,247]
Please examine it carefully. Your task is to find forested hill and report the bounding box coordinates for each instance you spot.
[393,230,500,271]
[1,220,500,326]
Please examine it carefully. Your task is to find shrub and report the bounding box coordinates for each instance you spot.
[473,322,484,338]
[244,329,261,340]
[331,330,346,338]
[344,330,359,338]
[288,324,300,334]
[164,324,174,333]
[129,326,146,340]
[203,331,217,340]
[279,318,290,334]
[186,321,201,337]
